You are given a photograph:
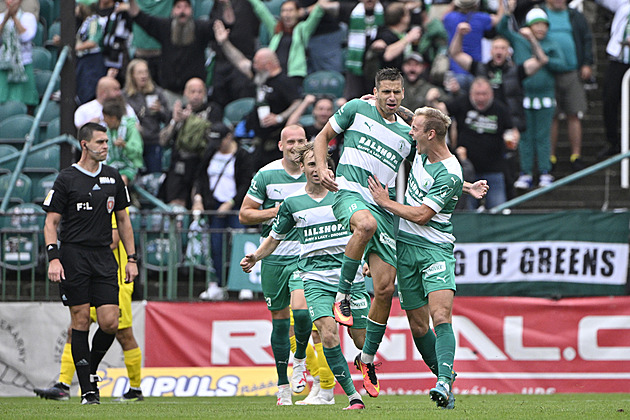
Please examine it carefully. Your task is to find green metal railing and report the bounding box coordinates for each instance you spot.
[490,151,630,214]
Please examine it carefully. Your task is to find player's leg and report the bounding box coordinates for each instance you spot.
[348,284,370,350]
[314,316,364,410]
[115,280,143,402]
[69,303,95,402]
[428,289,456,408]
[262,262,294,405]
[290,287,312,393]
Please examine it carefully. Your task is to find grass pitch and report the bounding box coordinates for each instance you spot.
[2,394,628,419]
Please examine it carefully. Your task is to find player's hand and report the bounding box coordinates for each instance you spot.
[319,165,338,192]
[367,175,389,206]
[469,180,489,200]
[362,263,371,278]
[240,254,257,273]
[48,259,65,283]
[125,261,138,283]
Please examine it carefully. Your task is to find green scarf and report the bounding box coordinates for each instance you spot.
[345,2,384,76]
[0,10,27,83]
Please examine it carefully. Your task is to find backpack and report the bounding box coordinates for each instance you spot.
[175,113,211,156]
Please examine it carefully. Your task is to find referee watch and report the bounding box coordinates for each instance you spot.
[127,253,139,263]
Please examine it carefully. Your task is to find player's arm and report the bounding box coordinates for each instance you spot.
[313,122,339,192]
[44,212,64,282]
[114,208,138,283]
[240,235,281,272]
[368,175,436,225]
[396,105,415,126]
[239,195,279,225]
[463,180,489,200]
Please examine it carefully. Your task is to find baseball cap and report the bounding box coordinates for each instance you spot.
[404,52,424,64]
[526,8,549,26]
[209,123,232,141]
[454,0,480,9]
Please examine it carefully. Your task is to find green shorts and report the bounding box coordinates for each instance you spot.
[261,261,300,311]
[396,241,456,311]
[333,190,397,268]
[304,281,371,329]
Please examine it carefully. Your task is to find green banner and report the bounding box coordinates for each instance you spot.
[227,233,263,292]
[451,210,630,297]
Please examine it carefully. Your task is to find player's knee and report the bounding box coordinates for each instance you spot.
[373,282,396,300]
[355,219,377,240]
[101,319,119,335]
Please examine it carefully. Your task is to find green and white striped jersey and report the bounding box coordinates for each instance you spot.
[398,154,463,249]
[245,159,306,264]
[330,99,414,204]
[270,188,364,291]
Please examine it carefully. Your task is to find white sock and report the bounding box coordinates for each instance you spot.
[361,352,375,364]
[348,391,362,402]
[319,387,334,401]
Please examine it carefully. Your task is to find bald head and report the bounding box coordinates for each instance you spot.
[279,124,307,163]
[183,77,207,109]
[253,48,281,74]
[96,77,121,103]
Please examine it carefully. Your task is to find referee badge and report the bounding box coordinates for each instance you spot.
[107,196,115,213]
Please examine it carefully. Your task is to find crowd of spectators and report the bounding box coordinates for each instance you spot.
[0,0,622,291]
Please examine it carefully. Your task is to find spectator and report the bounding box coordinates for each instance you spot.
[442,0,504,90]
[123,58,170,174]
[370,2,422,72]
[286,94,342,163]
[214,20,302,168]
[340,0,384,100]
[596,0,629,158]
[130,0,173,83]
[158,77,223,208]
[207,0,258,108]
[74,0,108,105]
[497,7,568,189]
[299,0,345,73]
[413,3,450,85]
[543,0,593,172]
[99,0,133,84]
[74,76,137,129]
[0,0,38,107]
[0,0,37,19]
[125,0,216,105]
[400,52,450,113]
[194,123,254,300]
[102,97,145,185]
[246,0,327,82]
[443,77,516,209]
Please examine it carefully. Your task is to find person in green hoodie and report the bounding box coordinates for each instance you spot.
[102,97,144,185]
[497,7,568,190]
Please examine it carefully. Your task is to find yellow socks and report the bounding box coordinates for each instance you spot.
[314,342,335,390]
[124,347,142,388]
[58,343,75,386]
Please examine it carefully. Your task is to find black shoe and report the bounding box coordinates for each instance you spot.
[571,157,586,171]
[81,391,100,405]
[90,374,101,398]
[34,383,70,401]
[116,388,144,402]
[597,145,620,160]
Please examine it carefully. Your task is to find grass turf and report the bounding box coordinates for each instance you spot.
[2,394,629,419]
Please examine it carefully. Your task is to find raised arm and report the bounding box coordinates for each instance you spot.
[214,20,253,79]
[449,22,473,72]
[314,122,339,192]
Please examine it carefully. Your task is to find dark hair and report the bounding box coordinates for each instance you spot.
[78,122,107,143]
[102,98,126,119]
[375,67,404,90]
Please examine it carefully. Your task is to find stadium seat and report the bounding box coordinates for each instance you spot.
[142,211,184,270]
[32,46,53,71]
[0,145,19,175]
[24,145,60,174]
[0,114,37,146]
[34,101,60,137]
[303,70,345,98]
[0,202,45,270]
[34,21,46,47]
[31,173,57,205]
[45,20,60,60]
[299,114,314,127]
[223,97,255,125]
[39,0,55,27]
[264,0,283,17]
[195,0,214,18]
[0,100,27,120]
[34,70,60,100]
[44,117,60,140]
[0,173,33,205]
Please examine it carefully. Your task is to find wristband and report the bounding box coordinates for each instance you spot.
[128,253,138,261]
[46,244,60,262]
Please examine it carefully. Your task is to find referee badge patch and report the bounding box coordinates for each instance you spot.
[107,196,115,213]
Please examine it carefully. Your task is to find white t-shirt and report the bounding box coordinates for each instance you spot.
[207,151,236,203]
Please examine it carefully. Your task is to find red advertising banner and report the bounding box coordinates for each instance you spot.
[145,297,630,394]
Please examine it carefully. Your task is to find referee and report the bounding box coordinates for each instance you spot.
[43,122,138,405]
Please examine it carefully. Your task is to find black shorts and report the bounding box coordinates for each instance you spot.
[58,244,119,307]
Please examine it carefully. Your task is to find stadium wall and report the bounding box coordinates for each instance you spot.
[2,297,629,397]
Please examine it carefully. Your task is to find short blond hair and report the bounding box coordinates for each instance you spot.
[414,106,451,138]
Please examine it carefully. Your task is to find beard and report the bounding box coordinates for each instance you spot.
[171,17,195,47]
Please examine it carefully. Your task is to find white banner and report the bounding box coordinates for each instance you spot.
[0,301,145,397]
[453,241,629,285]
